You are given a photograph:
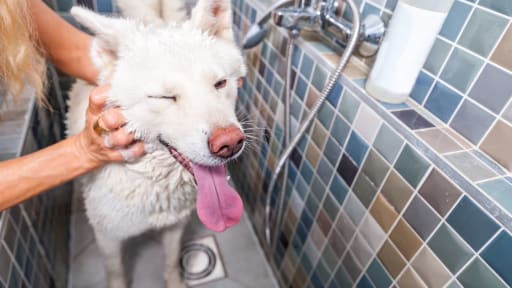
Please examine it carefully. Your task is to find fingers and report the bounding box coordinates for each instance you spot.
[103,127,134,148]
[88,85,111,116]
[108,141,145,162]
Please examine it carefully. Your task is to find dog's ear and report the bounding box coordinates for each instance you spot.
[71,7,133,82]
[190,0,233,42]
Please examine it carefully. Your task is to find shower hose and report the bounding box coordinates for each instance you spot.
[263,0,362,254]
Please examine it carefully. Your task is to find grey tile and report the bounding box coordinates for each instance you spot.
[403,196,442,241]
[478,0,512,17]
[353,171,379,208]
[335,211,356,244]
[342,252,362,281]
[449,99,496,145]
[411,246,452,288]
[419,169,463,217]
[445,151,498,181]
[424,38,452,76]
[458,8,509,57]
[344,193,366,227]
[417,128,464,154]
[440,47,484,93]
[338,90,360,124]
[361,149,390,189]
[374,124,404,164]
[469,64,512,114]
[458,257,508,288]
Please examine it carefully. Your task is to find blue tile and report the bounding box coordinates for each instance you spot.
[330,174,349,206]
[296,222,309,244]
[312,66,328,92]
[291,46,302,68]
[96,0,113,13]
[318,158,335,185]
[424,82,463,123]
[439,0,472,41]
[327,82,344,107]
[300,161,314,184]
[367,259,392,288]
[295,76,309,100]
[447,196,500,250]
[346,131,369,166]
[318,103,335,129]
[300,209,314,230]
[481,231,512,286]
[479,179,512,215]
[325,137,342,166]
[301,253,314,274]
[300,54,314,79]
[357,274,374,288]
[479,0,512,17]
[306,193,320,216]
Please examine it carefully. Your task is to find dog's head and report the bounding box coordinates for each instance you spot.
[71,0,247,167]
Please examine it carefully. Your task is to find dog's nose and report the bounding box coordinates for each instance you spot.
[208,125,245,159]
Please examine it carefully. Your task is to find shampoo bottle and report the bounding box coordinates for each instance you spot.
[365,0,454,103]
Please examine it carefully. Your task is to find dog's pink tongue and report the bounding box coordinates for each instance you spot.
[192,164,243,232]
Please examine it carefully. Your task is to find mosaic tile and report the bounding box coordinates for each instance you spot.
[344,194,366,227]
[370,194,399,233]
[359,215,386,252]
[458,8,509,57]
[373,125,404,164]
[411,246,452,288]
[306,87,320,110]
[445,151,498,182]
[397,267,427,288]
[318,103,335,129]
[442,127,473,149]
[411,71,435,105]
[324,137,342,167]
[394,144,430,188]
[357,274,374,288]
[380,170,414,213]
[311,121,328,150]
[424,82,463,123]
[327,82,344,108]
[416,128,464,154]
[331,114,351,147]
[469,64,512,115]
[311,176,327,201]
[450,100,496,144]
[458,257,508,288]
[447,280,464,288]
[480,120,512,172]
[322,193,339,223]
[317,158,335,185]
[330,174,349,206]
[300,161,314,184]
[447,196,500,251]
[479,179,512,214]
[321,245,338,272]
[295,76,309,100]
[403,195,441,241]
[337,154,359,186]
[419,169,463,217]
[424,38,452,76]
[353,172,379,208]
[478,0,512,17]
[313,260,331,287]
[351,233,373,268]
[317,210,333,237]
[377,240,406,278]
[367,259,392,288]
[333,265,353,287]
[392,109,434,130]
[328,229,347,258]
[300,54,314,79]
[472,150,507,176]
[439,0,473,41]
[354,105,382,143]
[343,251,363,281]
[336,211,356,244]
[481,231,512,286]
[339,90,361,124]
[428,223,474,273]
[491,25,512,72]
[440,47,484,93]
[390,218,423,261]
[306,142,322,169]
[305,194,320,219]
[361,150,390,190]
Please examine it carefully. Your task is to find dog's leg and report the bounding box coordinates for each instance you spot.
[162,221,187,288]
[95,231,126,288]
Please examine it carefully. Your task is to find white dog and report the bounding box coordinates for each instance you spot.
[115,0,196,24]
[66,0,247,286]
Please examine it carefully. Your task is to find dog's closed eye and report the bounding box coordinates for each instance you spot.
[148,95,178,102]
[214,79,227,89]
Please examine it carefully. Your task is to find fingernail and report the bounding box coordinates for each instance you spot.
[119,149,136,162]
[103,135,112,148]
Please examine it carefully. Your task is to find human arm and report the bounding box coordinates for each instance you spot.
[28,0,98,84]
[0,86,144,210]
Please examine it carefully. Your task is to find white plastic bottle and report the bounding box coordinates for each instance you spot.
[365,0,454,103]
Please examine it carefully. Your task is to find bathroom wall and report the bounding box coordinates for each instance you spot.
[230,0,512,287]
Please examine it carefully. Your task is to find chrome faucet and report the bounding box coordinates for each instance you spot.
[272,0,385,56]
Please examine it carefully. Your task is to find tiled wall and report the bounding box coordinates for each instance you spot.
[230,0,512,287]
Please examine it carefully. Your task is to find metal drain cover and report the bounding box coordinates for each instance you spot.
[180,243,216,280]
[180,236,226,286]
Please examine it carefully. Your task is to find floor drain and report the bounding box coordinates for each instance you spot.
[180,236,226,286]
[180,243,216,280]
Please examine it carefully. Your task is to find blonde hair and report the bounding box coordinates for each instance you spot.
[0,0,47,103]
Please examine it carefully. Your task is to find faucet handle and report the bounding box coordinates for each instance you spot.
[358,14,385,57]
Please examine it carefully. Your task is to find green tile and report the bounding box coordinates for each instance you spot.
[458,8,509,57]
[353,172,379,208]
[374,125,404,164]
[458,257,508,288]
[428,224,474,274]
[361,149,390,189]
[440,48,484,93]
[394,145,431,188]
[425,38,452,75]
[479,179,512,214]
[479,0,512,17]
[339,90,360,124]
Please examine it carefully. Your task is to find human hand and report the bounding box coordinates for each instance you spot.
[74,85,145,168]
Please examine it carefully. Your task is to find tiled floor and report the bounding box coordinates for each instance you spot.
[68,188,277,288]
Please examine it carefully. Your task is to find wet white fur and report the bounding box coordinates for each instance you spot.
[66,1,246,287]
